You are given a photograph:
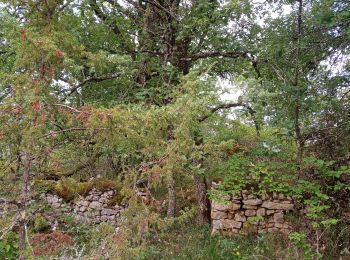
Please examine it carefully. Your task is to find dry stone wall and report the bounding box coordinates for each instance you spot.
[211,190,294,235]
[45,188,125,225]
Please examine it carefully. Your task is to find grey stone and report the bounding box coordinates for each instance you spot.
[89,201,102,210]
[245,210,256,217]
[261,201,294,210]
[212,219,224,230]
[101,208,117,216]
[266,210,275,215]
[257,208,266,216]
[273,213,284,223]
[212,211,228,220]
[234,213,246,222]
[223,219,242,229]
[243,198,262,206]
[52,202,61,208]
[243,205,258,209]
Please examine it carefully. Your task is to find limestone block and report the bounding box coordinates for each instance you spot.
[222,219,242,229]
[243,198,262,206]
[89,201,102,210]
[257,208,266,216]
[101,208,117,216]
[52,202,61,208]
[212,219,224,230]
[101,215,108,222]
[212,202,240,211]
[247,194,256,199]
[245,210,256,217]
[80,200,89,207]
[243,205,258,209]
[273,213,284,223]
[266,210,275,215]
[261,201,294,210]
[234,212,246,222]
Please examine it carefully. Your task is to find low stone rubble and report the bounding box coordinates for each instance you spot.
[211,190,294,235]
[45,188,125,225]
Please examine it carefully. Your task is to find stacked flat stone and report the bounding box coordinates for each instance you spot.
[211,190,294,236]
[45,188,125,225]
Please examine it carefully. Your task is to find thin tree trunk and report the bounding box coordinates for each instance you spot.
[294,0,304,173]
[19,152,31,260]
[194,174,211,225]
[167,173,176,218]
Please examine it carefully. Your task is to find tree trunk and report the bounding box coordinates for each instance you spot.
[19,152,31,260]
[167,173,176,218]
[194,174,211,225]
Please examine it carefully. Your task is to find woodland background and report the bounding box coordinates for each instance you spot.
[0,0,349,259]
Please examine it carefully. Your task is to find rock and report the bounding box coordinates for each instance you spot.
[231,203,241,211]
[212,211,228,220]
[99,198,108,204]
[273,213,284,223]
[101,215,108,222]
[247,194,256,199]
[212,202,240,211]
[107,190,114,196]
[52,202,61,208]
[243,198,262,206]
[89,201,102,210]
[267,227,278,233]
[243,205,258,209]
[261,201,294,210]
[223,219,242,229]
[212,219,224,230]
[265,222,274,228]
[234,213,246,222]
[80,200,89,207]
[79,206,87,212]
[107,215,115,220]
[232,194,242,201]
[245,210,256,217]
[266,210,275,215]
[101,208,117,216]
[257,208,266,216]
[47,196,59,204]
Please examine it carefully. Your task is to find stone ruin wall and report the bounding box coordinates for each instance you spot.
[211,190,295,236]
[45,187,295,235]
[45,188,125,225]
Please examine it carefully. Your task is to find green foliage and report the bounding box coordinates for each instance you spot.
[34,177,123,202]
[34,215,50,233]
[0,233,19,260]
[288,232,315,259]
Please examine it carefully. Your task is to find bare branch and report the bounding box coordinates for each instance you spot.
[41,127,108,138]
[189,51,248,62]
[61,74,120,100]
[199,102,260,136]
